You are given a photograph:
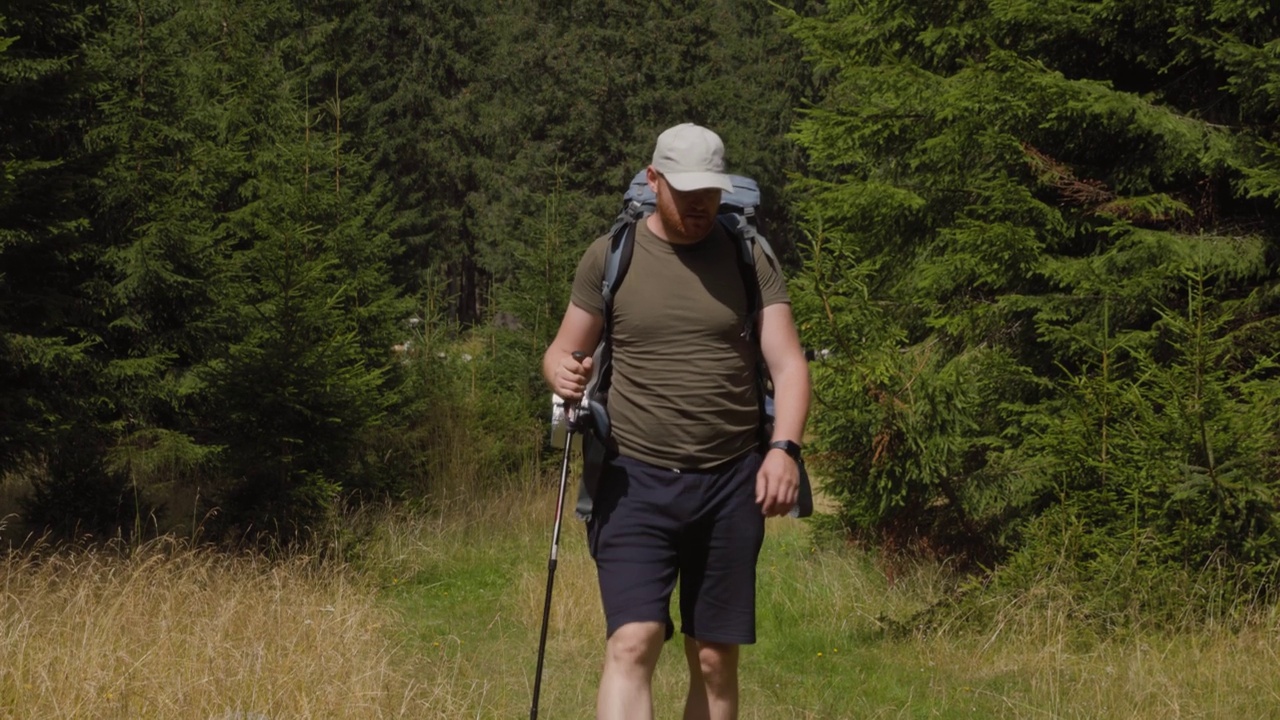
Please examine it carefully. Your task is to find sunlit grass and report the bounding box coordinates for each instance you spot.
[4,476,1279,718]
[363,477,1280,719]
[0,538,422,719]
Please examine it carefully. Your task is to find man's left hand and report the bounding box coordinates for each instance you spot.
[755,449,799,517]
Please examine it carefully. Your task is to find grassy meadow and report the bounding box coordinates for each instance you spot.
[3,476,1280,718]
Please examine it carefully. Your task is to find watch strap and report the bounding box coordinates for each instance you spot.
[768,439,802,461]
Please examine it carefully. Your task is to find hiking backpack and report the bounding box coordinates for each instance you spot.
[567,170,812,521]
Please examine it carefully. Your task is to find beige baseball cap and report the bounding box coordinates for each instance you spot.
[651,123,734,193]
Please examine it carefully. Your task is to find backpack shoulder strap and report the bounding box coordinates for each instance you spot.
[602,203,641,314]
[724,214,779,266]
[582,206,640,440]
[718,214,767,342]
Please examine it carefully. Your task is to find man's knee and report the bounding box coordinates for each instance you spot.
[606,621,666,671]
[688,639,739,687]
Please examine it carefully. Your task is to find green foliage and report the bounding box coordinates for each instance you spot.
[786,0,1280,614]
[1021,272,1280,567]
[79,0,252,530]
[381,313,546,501]
[324,0,811,325]
[205,177,391,532]
[2,0,810,542]
[0,2,122,532]
[0,0,415,541]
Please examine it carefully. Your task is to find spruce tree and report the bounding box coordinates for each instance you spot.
[785,0,1280,602]
[6,0,410,537]
[190,0,404,535]
[0,2,131,531]
[325,0,812,326]
[83,0,246,526]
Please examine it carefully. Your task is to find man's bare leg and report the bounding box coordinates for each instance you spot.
[598,621,666,720]
[682,636,740,720]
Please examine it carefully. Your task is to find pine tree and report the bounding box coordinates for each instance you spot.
[785,0,1280,595]
[0,2,133,531]
[325,0,812,326]
[81,0,250,528]
[7,0,410,537]
[189,0,405,535]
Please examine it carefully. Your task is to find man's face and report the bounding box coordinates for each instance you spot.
[649,169,722,243]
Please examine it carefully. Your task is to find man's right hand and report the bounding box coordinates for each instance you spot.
[542,303,605,398]
[552,352,593,401]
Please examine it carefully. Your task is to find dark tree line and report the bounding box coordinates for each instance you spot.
[8,0,1280,616]
[0,0,811,540]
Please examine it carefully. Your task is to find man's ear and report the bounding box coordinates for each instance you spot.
[646,165,661,193]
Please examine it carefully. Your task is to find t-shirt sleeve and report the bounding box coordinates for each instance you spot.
[569,234,610,317]
[753,238,790,308]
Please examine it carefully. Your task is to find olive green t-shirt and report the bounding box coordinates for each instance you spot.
[570,220,789,469]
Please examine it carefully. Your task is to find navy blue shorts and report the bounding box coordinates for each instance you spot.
[586,451,766,645]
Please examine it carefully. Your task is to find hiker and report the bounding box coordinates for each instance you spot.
[541,123,811,720]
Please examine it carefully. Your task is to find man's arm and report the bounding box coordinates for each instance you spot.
[755,302,811,516]
[542,303,605,400]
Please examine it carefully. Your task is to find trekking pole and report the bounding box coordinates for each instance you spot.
[531,351,587,720]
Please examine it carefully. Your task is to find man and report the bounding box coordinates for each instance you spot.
[542,123,810,720]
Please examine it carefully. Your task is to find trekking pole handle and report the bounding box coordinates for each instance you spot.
[564,351,589,429]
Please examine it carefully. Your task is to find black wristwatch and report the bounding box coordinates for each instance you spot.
[768,439,802,462]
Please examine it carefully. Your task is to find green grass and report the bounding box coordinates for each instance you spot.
[359,479,1280,719]
[3,475,1277,718]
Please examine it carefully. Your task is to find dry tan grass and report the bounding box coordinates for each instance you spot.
[6,481,1280,718]
[0,538,425,719]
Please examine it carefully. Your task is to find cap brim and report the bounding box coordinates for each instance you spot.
[664,171,734,193]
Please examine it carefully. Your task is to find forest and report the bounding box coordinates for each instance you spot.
[4,0,1280,620]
